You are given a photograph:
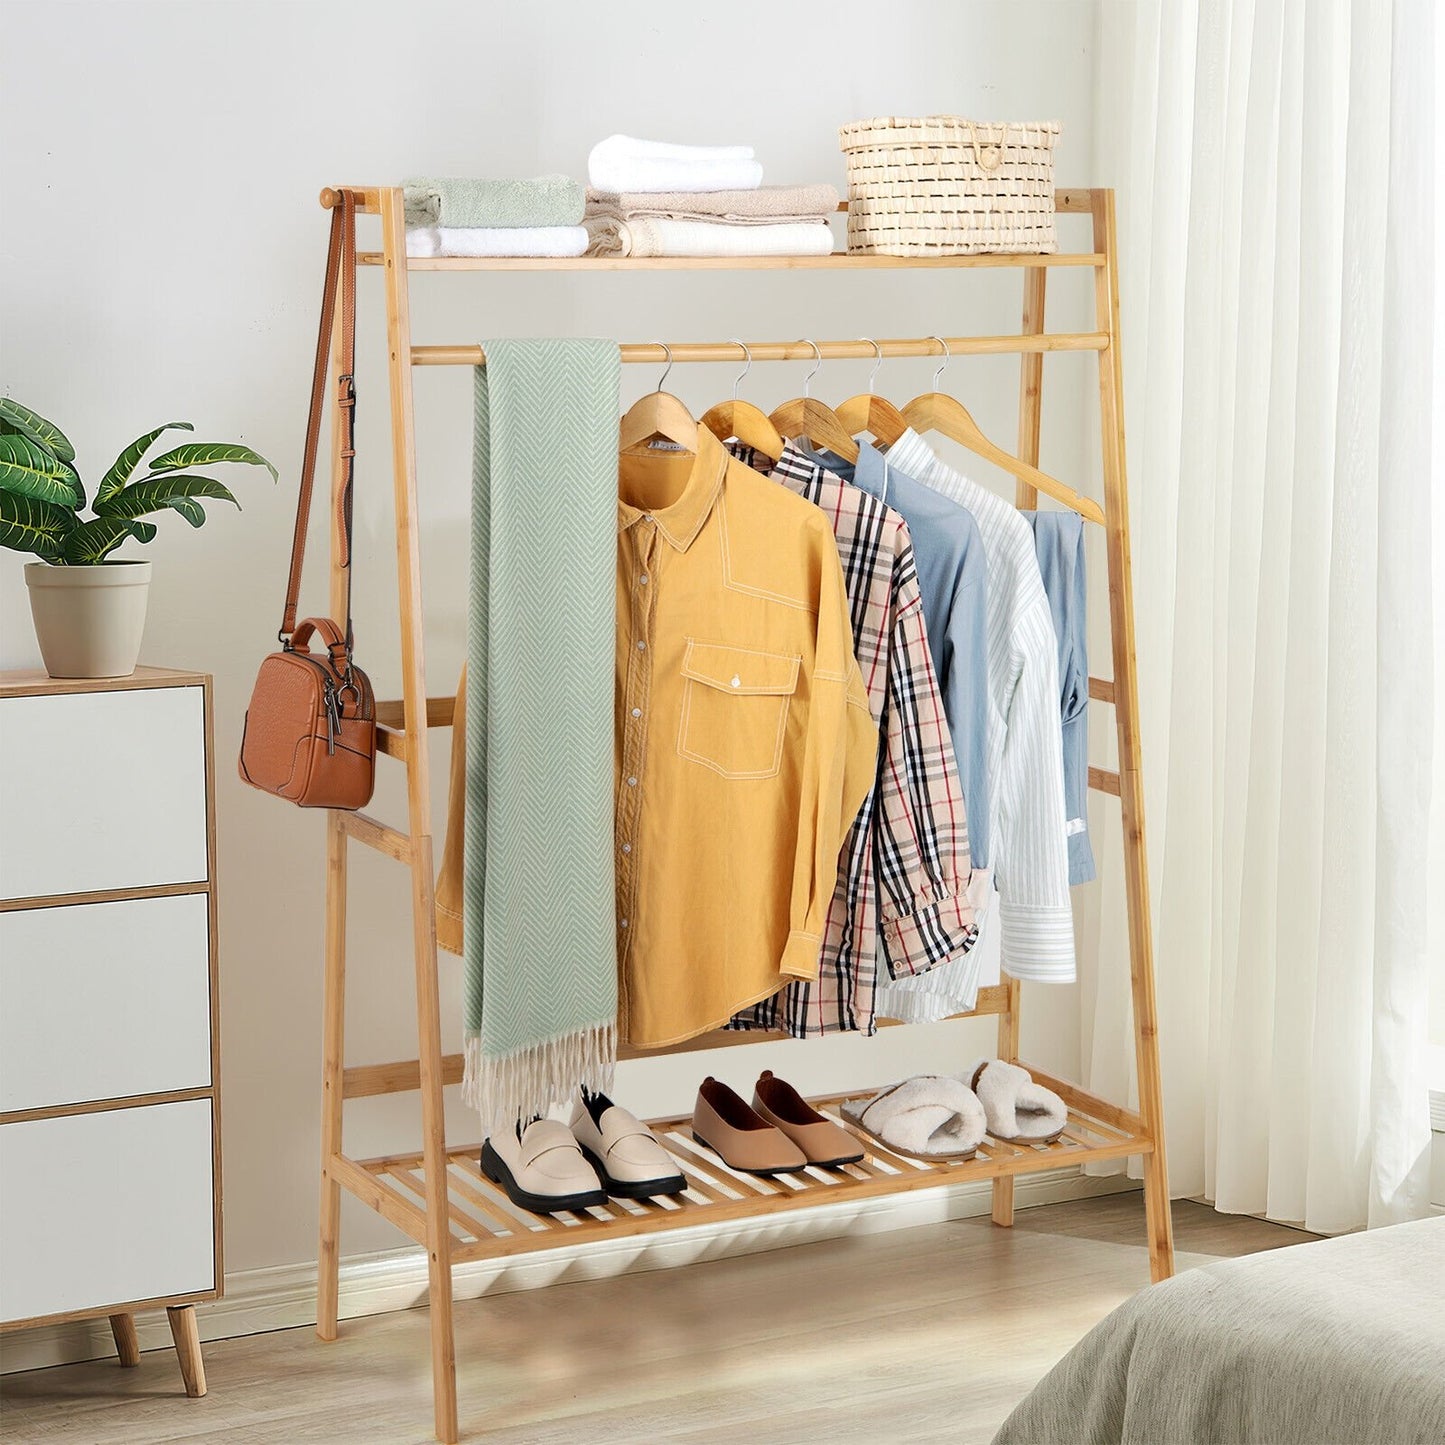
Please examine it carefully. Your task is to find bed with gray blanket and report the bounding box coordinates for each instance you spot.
[994,1216,1445,1445]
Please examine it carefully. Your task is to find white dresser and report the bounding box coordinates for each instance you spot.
[0,666,221,1397]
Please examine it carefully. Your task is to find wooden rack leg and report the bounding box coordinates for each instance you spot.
[991,977,1024,1227]
[109,1312,140,1367]
[1092,191,1174,1282]
[317,275,355,1345]
[165,1305,207,1398]
[381,185,459,1444]
[992,266,1048,1231]
[316,812,348,1340]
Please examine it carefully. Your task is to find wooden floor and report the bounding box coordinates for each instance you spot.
[0,1195,1310,1444]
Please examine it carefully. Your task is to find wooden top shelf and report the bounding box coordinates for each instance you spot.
[0,666,208,699]
[359,251,1105,272]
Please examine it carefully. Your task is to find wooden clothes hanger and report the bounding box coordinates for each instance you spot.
[619,342,699,456]
[835,338,908,446]
[700,340,784,462]
[902,337,1105,524]
[768,340,860,463]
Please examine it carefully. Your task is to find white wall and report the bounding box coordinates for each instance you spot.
[0,0,1104,1279]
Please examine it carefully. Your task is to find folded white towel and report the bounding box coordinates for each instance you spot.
[965,1059,1067,1140]
[406,225,589,259]
[584,216,833,259]
[588,134,763,194]
[592,134,756,162]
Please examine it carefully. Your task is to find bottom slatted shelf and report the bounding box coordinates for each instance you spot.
[334,1065,1152,1265]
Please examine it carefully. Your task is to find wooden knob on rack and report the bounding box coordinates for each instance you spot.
[319,187,342,209]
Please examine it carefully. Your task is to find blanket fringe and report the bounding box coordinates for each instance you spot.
[462,1023,617,1131]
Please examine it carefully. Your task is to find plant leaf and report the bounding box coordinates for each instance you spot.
[132,521,158,543]
[0,490,75,558]
[95,421,193,507]
[58,459,86,510]
[60,516,145,564]
[165,499,206,528]
[0,397,75,462]
[0,434,84,506]
[96,474,239,520]
[146,441,277,482]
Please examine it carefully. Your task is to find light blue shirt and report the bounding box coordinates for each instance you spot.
[797,439,992,870]
[1025,511,1095,884]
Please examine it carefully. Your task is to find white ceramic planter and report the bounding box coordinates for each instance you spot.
[24,560,153,679]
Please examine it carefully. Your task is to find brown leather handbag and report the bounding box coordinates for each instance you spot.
[239,191,376,810]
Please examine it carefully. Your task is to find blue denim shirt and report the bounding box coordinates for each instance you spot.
[797,439,992,870]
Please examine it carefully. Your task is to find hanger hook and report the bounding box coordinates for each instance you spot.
[729,339,751,401]
[861,337,884,393]
[929,335,951,390]
[802,339,822,399]
[654,340,674,392]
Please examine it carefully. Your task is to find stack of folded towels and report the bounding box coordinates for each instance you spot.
[403,175,588,258]
[584,135,838,259]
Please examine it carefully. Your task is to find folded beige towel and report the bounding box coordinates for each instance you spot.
[584,215,835,259]
[586,182,839,225]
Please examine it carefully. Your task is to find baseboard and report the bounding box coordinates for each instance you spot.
[1,1166,1138,1375]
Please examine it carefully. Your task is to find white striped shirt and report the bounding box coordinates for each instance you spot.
[876,430,1075,990]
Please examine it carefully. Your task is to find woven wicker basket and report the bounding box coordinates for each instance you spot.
[838,117,1061,256]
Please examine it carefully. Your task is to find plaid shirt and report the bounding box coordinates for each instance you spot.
[727,442,976,1036]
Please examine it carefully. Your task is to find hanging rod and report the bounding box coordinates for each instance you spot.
[411,333,1108,367]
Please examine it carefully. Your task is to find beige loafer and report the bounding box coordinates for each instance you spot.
[753,1070,864,1168]
[481,1118,607,1215]
[692,1076,807,1177]
[570,1092,686,1199]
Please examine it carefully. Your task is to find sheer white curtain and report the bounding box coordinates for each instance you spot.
[1086,0,1439,1232]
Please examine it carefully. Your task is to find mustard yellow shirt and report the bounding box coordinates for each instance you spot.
[616,429,877,1047]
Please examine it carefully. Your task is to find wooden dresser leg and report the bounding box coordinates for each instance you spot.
[109,1313,140,1368]
[166,1305,207,1398]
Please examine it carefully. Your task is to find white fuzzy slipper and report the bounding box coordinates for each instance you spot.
[840,1076,987,1161]
[966,1059,1067,1142]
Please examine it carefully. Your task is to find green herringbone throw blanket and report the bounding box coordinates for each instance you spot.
[462,338,620,1127]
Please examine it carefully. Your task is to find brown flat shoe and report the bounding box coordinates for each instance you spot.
[692,1076,807,1177]
[753,1070,865,1168]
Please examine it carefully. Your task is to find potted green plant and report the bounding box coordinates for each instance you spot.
[1,397,275,678]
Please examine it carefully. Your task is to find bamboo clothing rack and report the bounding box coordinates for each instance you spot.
[310,183,1172,1444]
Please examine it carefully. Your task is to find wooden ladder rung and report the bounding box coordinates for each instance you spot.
[343,1053,466,1099]
[373,696,458,730]
[1088,766,1122,795]
[336,810,413,862]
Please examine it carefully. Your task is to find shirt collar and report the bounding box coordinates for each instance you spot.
[784,435,898,504]
[883,427,937,479]
[617,426,728,552]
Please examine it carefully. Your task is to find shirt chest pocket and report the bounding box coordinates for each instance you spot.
[677,640,801,780]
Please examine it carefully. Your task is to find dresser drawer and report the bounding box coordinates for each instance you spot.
[0,1099,215,1324]
[0,893,213,1113]
[0,685,209,901]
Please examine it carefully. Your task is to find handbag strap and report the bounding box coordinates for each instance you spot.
[280,189,358,649]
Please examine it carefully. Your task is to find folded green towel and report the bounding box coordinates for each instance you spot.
[403,175,585,229]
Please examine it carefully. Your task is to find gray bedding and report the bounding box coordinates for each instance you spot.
[993,1216,1445,1445]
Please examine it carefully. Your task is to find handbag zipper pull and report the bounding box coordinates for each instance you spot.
[324,684,341,755]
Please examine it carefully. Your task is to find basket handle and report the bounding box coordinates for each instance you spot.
[966,121,1005,174]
